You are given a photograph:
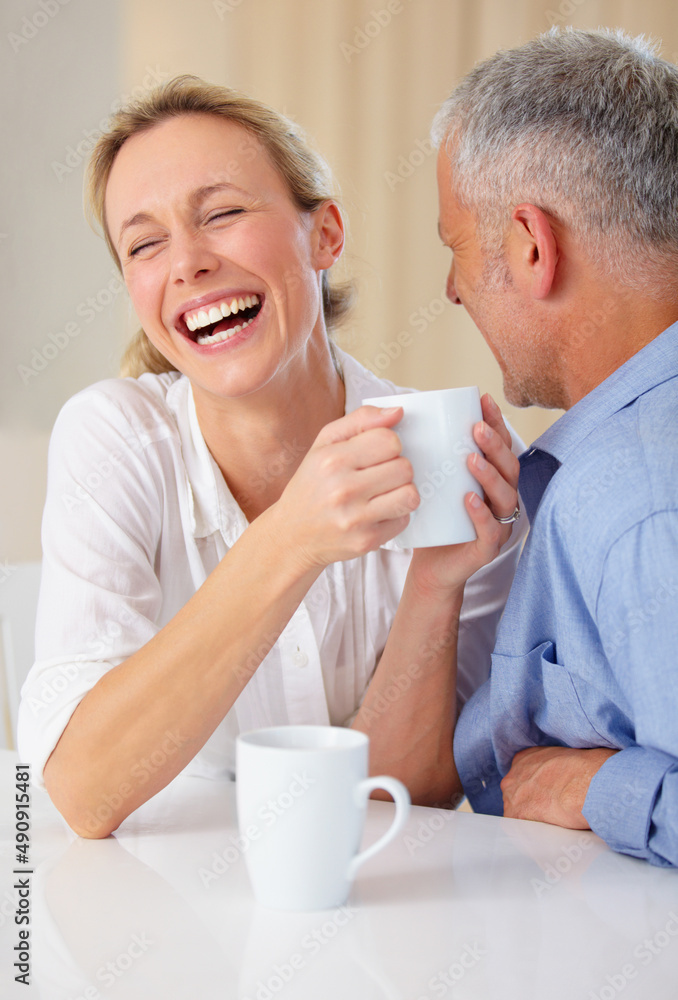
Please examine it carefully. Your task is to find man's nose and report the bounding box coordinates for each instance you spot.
[446,265,462,305]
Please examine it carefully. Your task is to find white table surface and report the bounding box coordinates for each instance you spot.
[1,748,677,999]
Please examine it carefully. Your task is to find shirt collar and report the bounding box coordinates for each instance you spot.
[339,346,413,414]
[530,320,678,466]
[165,375,247,542]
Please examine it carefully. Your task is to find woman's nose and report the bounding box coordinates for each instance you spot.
[169,234,220,284]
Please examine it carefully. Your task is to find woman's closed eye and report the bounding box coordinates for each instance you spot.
[128,238,163,257]
[207,208,245,223]
[125,209,245,258]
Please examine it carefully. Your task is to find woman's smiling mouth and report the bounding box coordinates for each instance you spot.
[181,293,263,345]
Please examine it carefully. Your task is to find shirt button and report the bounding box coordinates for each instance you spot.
[293,649,309,668]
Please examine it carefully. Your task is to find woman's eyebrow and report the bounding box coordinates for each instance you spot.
[189,181,250,206]
[117,182,251,244]
[118,211,154,241]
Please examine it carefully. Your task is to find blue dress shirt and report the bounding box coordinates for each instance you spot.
[454,322,678,866]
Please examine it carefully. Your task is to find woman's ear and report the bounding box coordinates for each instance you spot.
[509,203,558,300]
[312,201,345,270]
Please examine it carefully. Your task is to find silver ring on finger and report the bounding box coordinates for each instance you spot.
[492,500,521,524]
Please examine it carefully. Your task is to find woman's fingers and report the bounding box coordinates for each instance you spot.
[367,480,420,523]
[315,404,403,447]
[332,424,404,472]
[279,404,420,566]
[356,455,416,503]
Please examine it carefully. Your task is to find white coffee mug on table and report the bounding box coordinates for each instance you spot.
[362,386,483,548]
[235,725,411,911]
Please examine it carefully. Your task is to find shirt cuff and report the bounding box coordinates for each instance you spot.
[583,745,675,864]
[454,683,504,815]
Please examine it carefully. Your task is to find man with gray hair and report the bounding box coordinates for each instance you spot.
[434,27,678,866]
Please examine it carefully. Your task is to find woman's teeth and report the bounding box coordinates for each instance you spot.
[183,293,261,344]
[196,314,257,346]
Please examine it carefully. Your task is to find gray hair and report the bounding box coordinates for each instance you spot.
[432,27,678,293]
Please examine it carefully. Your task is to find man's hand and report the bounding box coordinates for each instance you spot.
[500,746,618,829]
[408,393,521,595]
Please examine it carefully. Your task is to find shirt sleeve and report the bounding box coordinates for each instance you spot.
[584,511,678,866]
[16,387,167,786]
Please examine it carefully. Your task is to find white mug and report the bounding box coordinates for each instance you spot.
[235,726,411,911]
[362,386,483,548]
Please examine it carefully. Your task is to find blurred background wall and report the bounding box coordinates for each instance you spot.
[3,0,678,566]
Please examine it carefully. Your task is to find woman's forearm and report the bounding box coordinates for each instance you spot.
[44,505,321,838]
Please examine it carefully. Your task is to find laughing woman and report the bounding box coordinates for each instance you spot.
[18,77,525,837]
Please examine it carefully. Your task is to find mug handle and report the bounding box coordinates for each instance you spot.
[346,776,411,880]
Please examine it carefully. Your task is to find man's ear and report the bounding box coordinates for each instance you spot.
[312,201,345,270]
[509,203,558,300]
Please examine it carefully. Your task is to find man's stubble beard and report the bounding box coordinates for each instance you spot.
[479,254,566,411]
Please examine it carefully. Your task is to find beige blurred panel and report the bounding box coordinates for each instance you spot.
[119,0,678,447]
[0,430,49,563]
[121,0,229,84]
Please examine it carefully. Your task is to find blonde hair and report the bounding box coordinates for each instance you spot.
[85,75,354,377]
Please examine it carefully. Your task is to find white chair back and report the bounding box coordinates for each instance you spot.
[0,562,42,750]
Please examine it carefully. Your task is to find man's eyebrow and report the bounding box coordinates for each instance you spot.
[117,182,250,243]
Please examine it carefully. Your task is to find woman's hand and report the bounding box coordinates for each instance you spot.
[274,404,420,571]
[408,393,521,595]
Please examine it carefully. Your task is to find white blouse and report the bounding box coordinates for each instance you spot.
[18,349,527,785]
